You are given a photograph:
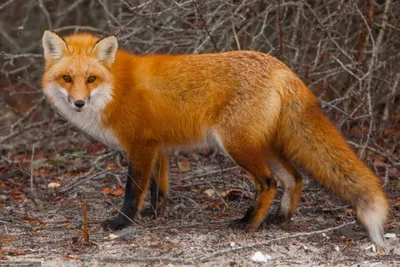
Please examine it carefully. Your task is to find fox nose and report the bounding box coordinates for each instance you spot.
[74,100,85,108]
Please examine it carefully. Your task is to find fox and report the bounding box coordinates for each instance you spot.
[41,30,389,246]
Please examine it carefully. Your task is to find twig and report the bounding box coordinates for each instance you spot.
[38,0,52,29]
[197,221,357,262]
[207,182,229,209]
[53,25,106,34]
[0,120,50,144]
[0,0,16,11]
[373,0,391,60]
[1,53,43,59]
[277,0,284,55]
[97,0,121,27]
[102,191,138,226]
[227,4,240,50]
[99,220,357,264]
[290,3,303,63]
[30,144,36,191]
[92,151,118,170]
[10,96,46,131]
[79,194,90,244]
[192,0,218,52]
[98,255,195,265]
[55,0,84,16]
[178,166,239,181]
[57,169,110,193]
[0,23,21,50]
[146,221,226,231]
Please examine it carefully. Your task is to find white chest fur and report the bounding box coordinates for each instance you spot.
[60,104,121,150]
[44,85,122,150]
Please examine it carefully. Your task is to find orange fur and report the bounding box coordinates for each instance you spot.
[41,31,389,246]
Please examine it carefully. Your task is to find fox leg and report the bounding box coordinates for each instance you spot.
[102,145,157,231]
[141,152,169,218]
[222,141,277,231]
[267,157,303,225]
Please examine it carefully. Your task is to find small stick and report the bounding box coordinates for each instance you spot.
[99,221,357,264]
[207,181,229,209]
[79,194,89,244]
[98,255,195,265]
[197,221,357,262]
[58,169,109,193]
[30,144,36,191]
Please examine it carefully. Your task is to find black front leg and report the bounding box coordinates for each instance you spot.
[140,152,169,218]
[102,163,137,231]
[140,177,167,218]
[102,145,157,231]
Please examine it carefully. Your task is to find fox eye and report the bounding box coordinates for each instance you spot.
[63,75,72,83]
[87,76,96,83]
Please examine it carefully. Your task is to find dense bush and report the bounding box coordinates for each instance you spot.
[0,0,399,170]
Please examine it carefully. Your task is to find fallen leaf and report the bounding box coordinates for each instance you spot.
[109,234,119,240]
[110,187,124,196]
[350,126,362,138]
[0,235,13,245]
[213,200,223,209]
[384,128,400,136]
[63,255,80,260]
[48,182,61,188]
[373,158,386,168]
[9,192,26,200]
[391,114,400,120]
[23,216,41,224]
[220,189,250,201]
[177,156,191,172]
[391,197,400,206]
[106,162,117,170]
[0,249,8,260]
[203,189,215,197]
[84,143,105,154]
[103,187,112,194]
[7,249,26,256]
[103,187,124,196]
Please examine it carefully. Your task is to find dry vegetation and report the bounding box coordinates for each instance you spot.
[0,0,399,266]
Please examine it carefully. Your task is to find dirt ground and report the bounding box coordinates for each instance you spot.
[0,131,399,266]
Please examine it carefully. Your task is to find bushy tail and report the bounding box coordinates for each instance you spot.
[276,74,389,246]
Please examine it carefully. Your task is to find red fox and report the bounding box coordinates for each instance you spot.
[41,30,389,246]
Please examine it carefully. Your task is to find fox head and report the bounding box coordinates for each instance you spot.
[41,30,118,112]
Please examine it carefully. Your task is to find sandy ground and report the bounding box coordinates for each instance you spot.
[1,139,399,266]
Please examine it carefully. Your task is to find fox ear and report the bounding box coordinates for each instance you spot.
[42,30,68,61]
[92,36,118,66]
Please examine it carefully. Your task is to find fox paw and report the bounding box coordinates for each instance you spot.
[102,215,132,231]
[263,212,290,230]
[140,207,157,218]
[265,213,287,224]
[140,205,166,219]
[228,218,253,231]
